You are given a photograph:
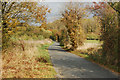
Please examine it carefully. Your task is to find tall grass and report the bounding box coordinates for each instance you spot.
[2,26,56,78]
[2,39,56,78]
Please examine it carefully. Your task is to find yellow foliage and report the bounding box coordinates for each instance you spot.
[2,2,50,48]
[8,31,13,35]
[61,2,86,50]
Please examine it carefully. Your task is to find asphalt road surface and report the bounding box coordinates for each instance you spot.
[48,42,119,78]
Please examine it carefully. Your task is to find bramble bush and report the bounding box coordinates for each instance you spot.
[90,2,120,72]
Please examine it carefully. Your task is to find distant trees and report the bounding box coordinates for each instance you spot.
[82,17,101,34]
[81,17,101,40]
[46,20,66,42]
[61,3,86,50]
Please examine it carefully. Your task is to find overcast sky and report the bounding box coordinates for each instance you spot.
[44,2,66,23]
[30,2,94,26]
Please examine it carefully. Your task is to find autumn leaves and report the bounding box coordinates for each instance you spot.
[61,3,86,50]
[2,2,50,48]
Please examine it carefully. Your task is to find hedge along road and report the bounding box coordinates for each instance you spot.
[48,42,119,78]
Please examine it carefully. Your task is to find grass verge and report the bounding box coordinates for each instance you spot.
[2,40,56,78]
[35,43,57,78]
[85,40,102,43]
[70,50,120,74]
[60,40,119,74]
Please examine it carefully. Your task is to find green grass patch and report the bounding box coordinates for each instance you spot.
[71,50,88,58]
[37,43,52,63]
[85,40,101,43]
[36,42,57,78]
[86,33,99,40]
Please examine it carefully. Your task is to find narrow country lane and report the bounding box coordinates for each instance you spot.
[48,42,118,78]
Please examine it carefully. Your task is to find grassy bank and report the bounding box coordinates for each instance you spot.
[2,39,56,78]
[35,42,57,78]
[61,40,119,74]
[70,49,119,74]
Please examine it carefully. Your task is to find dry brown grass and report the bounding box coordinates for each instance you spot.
[2,39,56,78]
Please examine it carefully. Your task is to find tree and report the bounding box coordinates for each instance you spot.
[89,2,119,70]
[61,2,85,50]
[46,19,66,42]
[1,2,50,48]
[81,17,101,34]
[108,2,120,68]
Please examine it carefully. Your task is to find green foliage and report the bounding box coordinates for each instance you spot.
[81,17,101,34]
[85,40,102,43]
[40,28,52,39]
[3,25,52,49]
[59,29,70,46]
[46,19,66,42]
[37,44,52,63]
[87,33,99,40]
[51,29,58,41]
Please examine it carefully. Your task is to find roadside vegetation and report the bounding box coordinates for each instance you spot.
[1,1,120,77]
[2,38,56,78]
[2,23,56,78]
[1,2,56,78]
[48,2,120,73]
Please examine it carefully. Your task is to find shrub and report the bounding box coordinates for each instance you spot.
[39,28,52,39]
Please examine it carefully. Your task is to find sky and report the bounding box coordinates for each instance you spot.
[30,2,94,26]
[30,2,66,26]
[44,2,66,23]
[44,2,94,23]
